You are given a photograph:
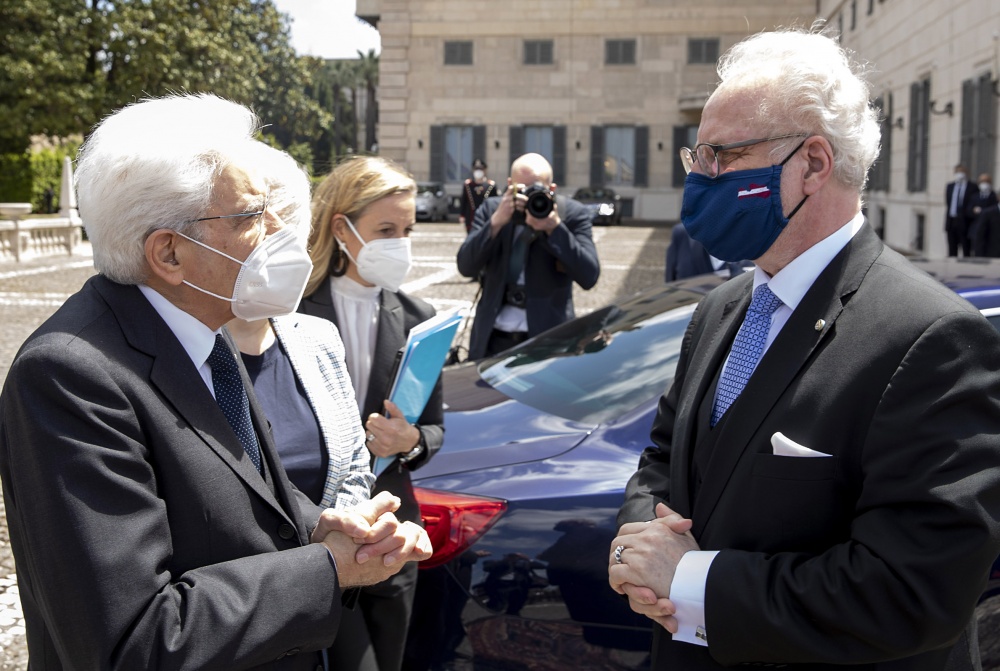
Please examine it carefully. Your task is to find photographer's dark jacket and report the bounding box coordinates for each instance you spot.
[457,194,600,359]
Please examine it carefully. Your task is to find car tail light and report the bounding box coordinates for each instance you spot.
[414,487,507,569]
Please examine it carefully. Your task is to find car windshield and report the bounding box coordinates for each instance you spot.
[417,184,440,194]
[478,284,708,424]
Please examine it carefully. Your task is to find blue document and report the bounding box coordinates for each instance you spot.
[373,308,464,475]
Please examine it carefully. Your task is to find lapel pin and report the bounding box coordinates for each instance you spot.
[814,319,826,331]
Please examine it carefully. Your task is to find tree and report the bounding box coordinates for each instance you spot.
[0,0,330,166]
[356,48,379,154]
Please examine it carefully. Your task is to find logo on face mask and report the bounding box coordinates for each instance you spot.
[337,217,413,292]
[737,184,771,199]
[179,226,313,321]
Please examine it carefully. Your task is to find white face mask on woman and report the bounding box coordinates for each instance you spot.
[337,216,413,292]
[179,226,313,321]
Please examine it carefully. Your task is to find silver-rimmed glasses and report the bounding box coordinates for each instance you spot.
[194,188,271,238]
[680,134,807,178]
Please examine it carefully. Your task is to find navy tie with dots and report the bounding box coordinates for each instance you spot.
[711,283,783,427]
[207,334,263,473]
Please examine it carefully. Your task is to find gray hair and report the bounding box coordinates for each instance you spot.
[75,93,297,284]
[715,28,881,191]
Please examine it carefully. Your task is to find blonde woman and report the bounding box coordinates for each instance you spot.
[300,156,444,671]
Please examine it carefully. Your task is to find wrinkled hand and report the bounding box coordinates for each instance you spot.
[608,503,700,632]
[311,490,401,545]
[315,492,433,587]
[364,400,421,458]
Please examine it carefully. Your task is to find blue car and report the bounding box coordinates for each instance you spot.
[403,257,1000,671]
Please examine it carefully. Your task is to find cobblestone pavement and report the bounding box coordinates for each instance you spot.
[0,221,671,667]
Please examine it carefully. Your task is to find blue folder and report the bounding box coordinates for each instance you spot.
[373,308,464,475]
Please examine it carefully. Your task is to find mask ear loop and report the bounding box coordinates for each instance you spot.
[779,137,811,222]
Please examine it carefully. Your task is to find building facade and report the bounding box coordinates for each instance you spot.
[820,0,1000,258]
[357,0,814,221]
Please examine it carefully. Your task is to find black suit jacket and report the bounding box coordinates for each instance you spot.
[664,223,751,282]
[974,204,1000,257]
[456,195,600,359]
[0,276,341,670]
[298,280,444,527]
[619,225,1000,670]
[945,180,976,231]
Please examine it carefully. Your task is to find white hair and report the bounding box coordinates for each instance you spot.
[75,93,307,284]
[715,28,881,191]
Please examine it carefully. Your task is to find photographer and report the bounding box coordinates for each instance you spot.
[457,152,600,359]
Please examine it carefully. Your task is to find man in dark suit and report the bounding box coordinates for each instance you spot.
[611,30,1000,670]
[974,203,1000,257]
[945,164,975,257]
[0,94,431,670]
[457,152,600,359]
[664,222,751,282]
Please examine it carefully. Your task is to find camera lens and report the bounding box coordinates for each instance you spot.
[523,183,554,218]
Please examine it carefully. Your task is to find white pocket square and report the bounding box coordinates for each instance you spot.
[771,432,832,458]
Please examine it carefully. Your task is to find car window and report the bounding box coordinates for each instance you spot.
[478,287,704,424]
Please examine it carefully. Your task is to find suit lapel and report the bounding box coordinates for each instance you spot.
[672,280,750,517]
[95,278,294,523]
[691,225,884,530]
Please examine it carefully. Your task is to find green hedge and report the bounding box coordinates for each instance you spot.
[0,144,79,214]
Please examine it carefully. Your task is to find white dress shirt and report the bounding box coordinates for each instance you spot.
[671,211,866,647]
[329,275,381,413]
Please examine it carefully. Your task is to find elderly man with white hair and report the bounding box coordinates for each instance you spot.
[0,93,431,670]
[611,28,1000,670]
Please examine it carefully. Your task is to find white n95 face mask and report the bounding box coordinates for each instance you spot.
[337,217,412,292]
[179,226,314,321]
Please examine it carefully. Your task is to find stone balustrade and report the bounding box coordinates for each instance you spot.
[0,204,83,262]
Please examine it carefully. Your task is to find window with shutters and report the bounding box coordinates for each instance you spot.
[524,40,554,65]
[959,73,998,179]
[688,39,719,65]
[605,127,636,185]
[907,78,930,193]
[605,39,636,65]
[444,41,473,65]
[445,127,474,182]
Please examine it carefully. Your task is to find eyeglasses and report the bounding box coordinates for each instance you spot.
[680,134,807,178]
[194,189,271,237]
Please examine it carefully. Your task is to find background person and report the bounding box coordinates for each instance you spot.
[969,172,998,255]
[459,157,498,233]
[226,149,374,513]
[299,155,444,671]
[0,93,431,670]
[611,29,1000,671]
[664,222,751,281]
[945,163,975,257]
[456,152,600,359]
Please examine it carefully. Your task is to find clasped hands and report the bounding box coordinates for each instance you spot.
[608,503,700,633]
[312,491,433,588]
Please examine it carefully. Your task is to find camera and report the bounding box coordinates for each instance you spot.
[519,182,554,219]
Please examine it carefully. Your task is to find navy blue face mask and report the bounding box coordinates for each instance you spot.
[680,141,808,262]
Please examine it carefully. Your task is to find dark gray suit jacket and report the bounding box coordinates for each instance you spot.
[298,281,444,527]
[456,195,600,359]
[0,275,341,670]
[620,224,1000,670]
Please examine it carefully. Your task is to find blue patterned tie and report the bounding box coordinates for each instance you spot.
[711,283,783,427]
[207,334,263,473]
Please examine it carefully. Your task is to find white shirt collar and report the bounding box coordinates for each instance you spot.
[754,211,865,309]
[330,274,382,302]
[137,284,220,372]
